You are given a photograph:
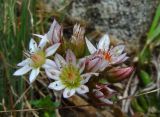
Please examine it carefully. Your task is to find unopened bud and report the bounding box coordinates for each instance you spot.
[70,24,85,57]
[106,66,134,83]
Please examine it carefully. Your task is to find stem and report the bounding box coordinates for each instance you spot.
[54,91,62,117]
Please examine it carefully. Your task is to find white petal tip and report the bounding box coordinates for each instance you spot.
[29,69,40,83]
[85,37,97,54]
[77,85,89,94]
[63,88,76,98]
[48,81,65,91]
[13,72,20,76]
[98,33,110,51]
[45,43,61,57]
[13,66,31,76]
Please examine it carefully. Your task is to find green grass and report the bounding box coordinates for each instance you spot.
[139,3,160,64]
[0,0,36,115]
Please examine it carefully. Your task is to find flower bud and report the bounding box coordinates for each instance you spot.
[93,83,116,104]
[93,83,116,98]
[47,19,63,44]
[70,24,85,57]
[106,66,134,83]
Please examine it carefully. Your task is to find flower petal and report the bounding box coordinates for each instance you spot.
[93,89,104,98]
[87,56,102,72]
[99,97,113,105]
[33,33,44,39]
[87,57,100,70]
[47,20,62,43]
[45,69,59,80]
[66,49,76,65]
[76,85,89,94]
[63,88,76,98]
[85,37,97,54]
[110,45,125,57]
[29,68,40,83]
[17,58,30,66]
[33,33,48,49]
[112,53,127,64]
[45,43,61,57]
[120,56,129,63]
[81,75,91,84]
[81,72,99,84]
[105,87,117,95]
[43,59,57,69]
[54,54,66,69]
[99,59,109,71]
[45,68,60,76]
[13,65,32,76]
[77,58,85,74]
[29,38,38,53]
[97,34,110,51]
[38,34,48,49]
[48,81,65,91]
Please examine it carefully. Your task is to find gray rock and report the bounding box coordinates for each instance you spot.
[69,0,159,40]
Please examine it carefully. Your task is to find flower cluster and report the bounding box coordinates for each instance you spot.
[14,19,132,99]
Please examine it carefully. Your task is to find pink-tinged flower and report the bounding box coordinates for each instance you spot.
[93,83,117,104]
[13,38,60,83]
[85,34,128,66]
[48,50,98,98]
[106,66,134,83]
[33,19,63,47]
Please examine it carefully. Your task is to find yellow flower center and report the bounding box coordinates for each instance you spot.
[31,51,46,68]
[60,64,81,89]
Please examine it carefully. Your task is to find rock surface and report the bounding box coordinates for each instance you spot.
[68,0,159,40]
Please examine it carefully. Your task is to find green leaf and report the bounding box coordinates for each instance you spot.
[131,99,145,112]
[139,45,151,64]
[137,96,148,112]
[139,70,152,86]
[148,4,160,37]
[147,4,160,43]
[98,79,108,84]
[139,4,160,65]
[147,24,160,43]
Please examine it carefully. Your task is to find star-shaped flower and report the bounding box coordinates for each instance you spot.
[85,34,128,67]
[48,50,98,98]
[13,38,60,83]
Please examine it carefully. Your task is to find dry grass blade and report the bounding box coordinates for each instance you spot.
[151,55,160,97]
[24,95,39,117]
[14,86,31,107]
[122,70,135,113]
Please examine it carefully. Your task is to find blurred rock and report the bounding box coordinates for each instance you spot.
[69,0,159,41]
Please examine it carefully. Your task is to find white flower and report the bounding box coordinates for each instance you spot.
[13,38,60,83]
[85,34,128,66]
[48,50,98,98]
[33,19,63,47]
